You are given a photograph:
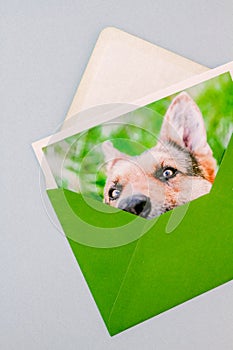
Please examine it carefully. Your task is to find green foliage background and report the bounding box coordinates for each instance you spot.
[44,72,233,200]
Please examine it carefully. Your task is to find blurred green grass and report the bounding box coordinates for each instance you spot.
[44,72,233,199]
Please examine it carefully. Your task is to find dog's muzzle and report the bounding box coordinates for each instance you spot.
[118,194,151,218]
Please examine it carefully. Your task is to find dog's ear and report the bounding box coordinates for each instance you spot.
[159,92,212,156]
[102,141,127,172]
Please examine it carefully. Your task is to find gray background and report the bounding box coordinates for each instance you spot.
[1,1,233,349]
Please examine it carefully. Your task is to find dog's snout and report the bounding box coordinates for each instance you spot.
[118,195,151,218]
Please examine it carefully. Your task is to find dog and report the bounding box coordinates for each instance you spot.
[102,92,217,219]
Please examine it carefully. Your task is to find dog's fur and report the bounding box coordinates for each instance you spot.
[102,92,217,219]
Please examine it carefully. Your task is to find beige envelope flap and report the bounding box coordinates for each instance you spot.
[64,27,208,125]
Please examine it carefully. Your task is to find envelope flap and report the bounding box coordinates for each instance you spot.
[107,136,233,335]
[64,27,208,120]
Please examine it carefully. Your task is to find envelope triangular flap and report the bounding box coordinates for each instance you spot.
[64,27,208,123]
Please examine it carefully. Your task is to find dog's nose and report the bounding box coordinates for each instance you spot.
[118,195,151,218]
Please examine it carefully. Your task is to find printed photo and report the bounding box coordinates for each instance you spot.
[42,72,233,219]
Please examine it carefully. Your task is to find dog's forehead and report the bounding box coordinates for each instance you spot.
[110,159,144,179]
[136,144,193,172]
[109,145,193,180]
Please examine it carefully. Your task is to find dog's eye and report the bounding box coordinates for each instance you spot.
[109,188,121,200]
[162,167,177,179]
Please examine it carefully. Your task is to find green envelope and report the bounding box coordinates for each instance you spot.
[47,135,233,336]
